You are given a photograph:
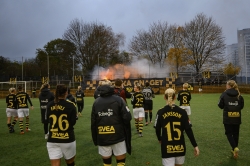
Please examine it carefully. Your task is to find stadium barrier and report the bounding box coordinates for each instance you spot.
[0,77,249,99]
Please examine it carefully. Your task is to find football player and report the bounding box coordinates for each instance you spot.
[218,80,244,159]
[142,82,155,125]
[91,80,132,166]
[6,87,18,133]
[39,83,54,139]
[155,88,199,166]
[131,83,145,137]
[46,84,77,166]
[75,86,85,117]
[177,83,192,125]
[16,86,34,134]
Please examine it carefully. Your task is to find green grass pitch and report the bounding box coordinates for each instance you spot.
[1,93,250,166]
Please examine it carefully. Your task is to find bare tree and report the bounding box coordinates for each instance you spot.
[63,19,125,73]
[129,21,171,68]
[182,13,226,74]
[167,25,193,74]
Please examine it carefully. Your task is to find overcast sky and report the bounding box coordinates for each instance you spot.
[0,0,249,61]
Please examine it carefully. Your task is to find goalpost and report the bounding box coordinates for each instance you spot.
[0,81,27,92]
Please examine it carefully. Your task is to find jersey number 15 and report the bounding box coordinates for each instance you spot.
[165,122,181,141]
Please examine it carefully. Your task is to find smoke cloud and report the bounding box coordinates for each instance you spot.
[91,58,169,80]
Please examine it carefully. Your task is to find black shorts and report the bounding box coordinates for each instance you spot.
[144,100,153,110]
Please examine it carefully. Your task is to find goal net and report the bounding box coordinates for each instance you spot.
[0,81,28,92]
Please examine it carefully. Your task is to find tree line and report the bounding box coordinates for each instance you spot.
[0,13,240,82]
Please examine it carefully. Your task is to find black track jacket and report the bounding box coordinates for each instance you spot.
[39,88,54,110]
[218,88,244,124]
[91,85,132,154]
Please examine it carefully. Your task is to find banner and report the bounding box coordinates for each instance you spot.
[42,77,49,84]
[9,78,16,83]
[85,78,176,94]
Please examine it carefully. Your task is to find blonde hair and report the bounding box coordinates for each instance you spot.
[227,80,240,98]
[78,86,81,90]
[9,87,15,93]
[183,83,189,90]
[100,79,112,86]
[40,83,49,91]
[164,88,175,109]
[134,83,141,90]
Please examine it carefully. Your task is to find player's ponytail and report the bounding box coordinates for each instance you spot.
[227,80,241,99]
[54,84,67,110]
[18,86,22,92]
[40,83,49,91]
[164,88,175,109]
[78,86,81,91]
[135,83,141,91]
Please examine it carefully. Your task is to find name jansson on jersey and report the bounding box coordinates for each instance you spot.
[162,111,182,119]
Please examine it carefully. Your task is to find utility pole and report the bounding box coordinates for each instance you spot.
[73,55,74,88]
[22,56,23,81]
[98,54,99,80]
[47,54,49,83]
[245,35,247,84]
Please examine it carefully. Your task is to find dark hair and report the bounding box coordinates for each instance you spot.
[67,88,71,94]
[54,84,67,110]
[115,79,123,87]
[18,86,23,91]
[145,82,150,87]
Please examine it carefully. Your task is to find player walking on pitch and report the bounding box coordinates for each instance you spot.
[177,83,192,125]
[46,84,77,166]
[39,83,54,139]
[142,82,155,125]
[6,87,18,133]
[91,80,132,166]
[218,80,244,159]
[16,86,33,134]
[75,86,85,117]
[131,83,145,137]
[154,88,199,166]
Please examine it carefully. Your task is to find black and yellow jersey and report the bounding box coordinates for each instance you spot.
[131,92,145,108]
[154,104,197,158]
[75,90,85,103]
[6,94,17,109]
[47,99,77,143]
[177,90,191,106]
[15,92,33,109]
[142,86,155,100]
